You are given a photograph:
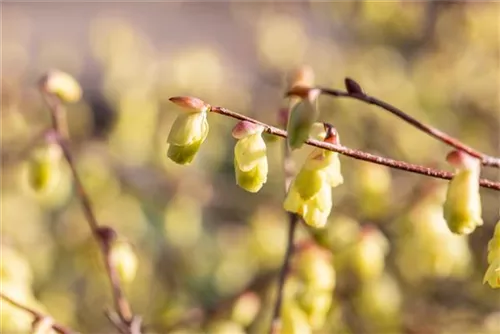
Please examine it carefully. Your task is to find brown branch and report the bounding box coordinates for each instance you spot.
[0,292,77,334]
[319,78,500,168]
[40,91,140,334]
[209,106,500,191]
[270,108,300,334]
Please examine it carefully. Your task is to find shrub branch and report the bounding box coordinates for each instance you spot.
[208,106,500,191]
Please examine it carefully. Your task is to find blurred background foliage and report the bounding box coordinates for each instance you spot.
[1,1,500,333]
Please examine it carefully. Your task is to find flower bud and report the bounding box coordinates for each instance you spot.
[287,65,314,91]
[286,87,321,150]
[167,105,209,165]
[110,240,138,284]
[40,70,82,103]
[24,143,63,195]
[443,150,483,235]
[233,121,268,193]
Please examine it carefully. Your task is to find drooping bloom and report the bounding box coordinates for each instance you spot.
[484,221,500,288]
[443,150,483,235]
[284,124,343,228]
[286,87,321,150]
[167,97,210,165]
[232,121,268,193]
[40,70,82,103]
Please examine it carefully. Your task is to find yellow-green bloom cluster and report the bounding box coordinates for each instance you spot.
[284,124,343,228]
[167,96,210,165]
[347,226,389,282]
[232,121,268,193]
[484,221,500,288]
[281,243,336,333]
[443,150,483,235]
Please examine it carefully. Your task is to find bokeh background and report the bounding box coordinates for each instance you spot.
[1,1,500,333]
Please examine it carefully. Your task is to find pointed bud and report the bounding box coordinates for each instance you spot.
[233,122,268,193]
[40,70,82,103]
[344,77,364,95]
[286,86,321,150]
[443,150,483,235]
[167,111,209,165]
[169,96,210,113]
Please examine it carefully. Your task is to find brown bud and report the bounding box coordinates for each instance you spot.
[323,123,339,144]
[169,96,210,112]
[287,65,315,90]
[344,77,364,95]
[96,225,118,245]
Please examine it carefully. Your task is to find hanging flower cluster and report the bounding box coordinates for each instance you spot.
[283,123,343,228]
[281,243,336,333]
[484,221,500,288]
[443,150,483,235]
[167,97,210,165]
[232,121,268,193]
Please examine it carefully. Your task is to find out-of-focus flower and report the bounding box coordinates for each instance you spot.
[23,142,63,195]
[281,300,312,334]
[40,70,82,103]
[286,86,321,150]
[344,225,389,282]
[284,124,343,228]
[443,150,483,235]
[167,97,210,165]
[484,221,500,288]
[110,239,138,284]
[232,121,268,193]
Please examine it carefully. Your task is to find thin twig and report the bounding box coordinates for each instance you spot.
[270,107,301,334]
[0,292,77,334]
[319,79,500,168]
[40,91,139,333]
[209,106,500,191]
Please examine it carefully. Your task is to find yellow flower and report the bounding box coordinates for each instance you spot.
[483,258,500,288]
[484,221,500,288]
[232,121,268,193]
[167,97,210,165]
[443,151,483,235]
[110,240,138,284]
[40,70,82,103]
[284,124,343,228]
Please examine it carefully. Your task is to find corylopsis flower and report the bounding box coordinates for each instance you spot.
[484,221,500,288]
[284,124,343,228]
[286,86,321,150]
[443,150,483,235]
[232,121,268,193]
[167,97,210,165]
